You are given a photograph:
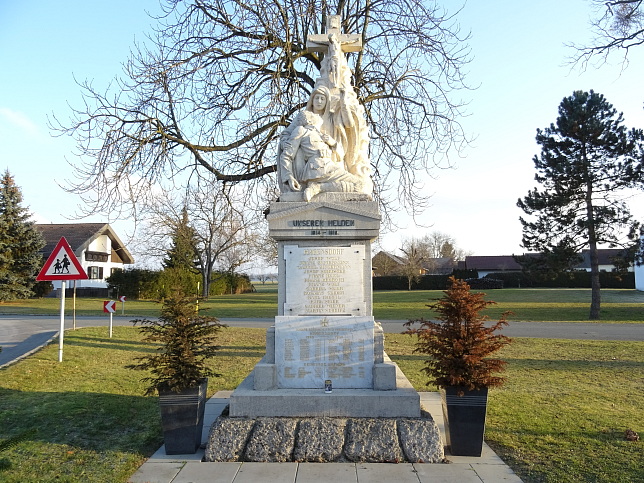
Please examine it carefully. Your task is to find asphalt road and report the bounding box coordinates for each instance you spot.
[1,315,643,368]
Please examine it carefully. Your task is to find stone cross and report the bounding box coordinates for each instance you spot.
[306,15,363,53]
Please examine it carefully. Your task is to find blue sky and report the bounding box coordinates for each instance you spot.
[2,0,644,264]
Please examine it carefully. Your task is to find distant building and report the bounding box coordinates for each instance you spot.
[421,257,456,275]
[372,251,456,276]
[461,249,633,278]
[575,249,633,272]
[35,223,134,295]
[372,251,406,276]
[634,236,644,291]
[458,256,523,278]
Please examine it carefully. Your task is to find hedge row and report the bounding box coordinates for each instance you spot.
[372,271,635,290]
[482,271,634,289]
[106,268,254,300]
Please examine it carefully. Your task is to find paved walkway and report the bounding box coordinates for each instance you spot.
[128,392,523,483]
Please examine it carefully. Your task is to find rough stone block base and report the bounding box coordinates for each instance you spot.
[204,410,443,463]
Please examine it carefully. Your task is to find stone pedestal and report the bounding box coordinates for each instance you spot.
[228,200,420,418]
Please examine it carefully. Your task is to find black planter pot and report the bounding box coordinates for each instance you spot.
[158,379,208,455]
[441,386,488,457]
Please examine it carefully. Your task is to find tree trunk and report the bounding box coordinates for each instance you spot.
[589,243,601,320]
[584,151,601,320]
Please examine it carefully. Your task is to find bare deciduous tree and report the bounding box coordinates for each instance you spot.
[569,0,644,67]
[418,231,469,261]
[138,184,263,297]
[51,0,470,224]
[400,237,426,290]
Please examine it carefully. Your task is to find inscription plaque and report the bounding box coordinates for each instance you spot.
[283,245,365,315]
[275,316,374,389]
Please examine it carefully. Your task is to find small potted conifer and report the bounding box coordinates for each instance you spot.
[404,277,511,456]
[128,293,226,454]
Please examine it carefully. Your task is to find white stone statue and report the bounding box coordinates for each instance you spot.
[280,110,366,201]
[277,16,373,200]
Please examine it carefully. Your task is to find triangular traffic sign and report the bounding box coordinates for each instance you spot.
[37,237,89,281]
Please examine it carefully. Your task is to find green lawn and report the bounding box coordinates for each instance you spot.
[387,334,644,482]
[1,286,644,322]
[1,327,642,482]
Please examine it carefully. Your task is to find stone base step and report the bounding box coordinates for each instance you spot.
[229,361,420,418]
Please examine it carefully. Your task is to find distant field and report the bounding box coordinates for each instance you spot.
[1,284,643,322]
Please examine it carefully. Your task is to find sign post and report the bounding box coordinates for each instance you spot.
[104,300,117,337]
[59,281,66,362]
[36,237,88,362]
[119,295,126,315]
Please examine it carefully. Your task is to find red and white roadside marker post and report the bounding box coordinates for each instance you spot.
[36,237,88,362]
[119,295,126,315]
[104,300,117,338]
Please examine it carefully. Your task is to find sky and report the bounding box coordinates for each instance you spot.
[2,0,644,267]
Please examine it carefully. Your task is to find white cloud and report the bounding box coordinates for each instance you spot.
[0,107,41,136]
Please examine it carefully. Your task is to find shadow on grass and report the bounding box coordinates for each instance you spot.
[216,345,265,358]
[0,388,162,456]
[64,336,161,354]
[387,354,426,362]
[503,358,644,370]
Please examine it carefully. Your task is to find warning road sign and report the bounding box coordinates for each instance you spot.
[36,237,88,281]
[104,300,117,313]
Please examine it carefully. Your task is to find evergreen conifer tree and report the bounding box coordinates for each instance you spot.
[162,206,198,271]
[0,171,45,301]
[517,90,644,319]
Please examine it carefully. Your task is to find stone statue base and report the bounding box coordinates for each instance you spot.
[204,408,443,463]
[224,199,421,419]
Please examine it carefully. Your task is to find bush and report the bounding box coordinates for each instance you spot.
[107,268,160,299]
[156,267,201,299]
[31,281,53,298]
[373,275,452,291]
[107,268,254,299]
[209,272,254,295]
[127,294,226,394]
[404,277,512,390]
[467,278,504,289]
[484,271,635,289]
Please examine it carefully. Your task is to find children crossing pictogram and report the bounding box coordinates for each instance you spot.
[37,237,88,281]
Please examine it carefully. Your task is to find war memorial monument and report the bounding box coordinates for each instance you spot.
[205,16,443,463]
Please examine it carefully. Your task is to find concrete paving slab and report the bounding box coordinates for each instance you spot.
[355,463,420,483]
[233,462,299,483]
[129,392,524,483]
[445,443,505,465]
[148,444,204,462]
[472,463,524,482]
[172,462,241,483]
[414,463,482,483]
[127,462,183,483]
[295,463,357,482]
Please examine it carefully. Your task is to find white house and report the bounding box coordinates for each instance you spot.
[36,223,134,294]
[636,236,644,291]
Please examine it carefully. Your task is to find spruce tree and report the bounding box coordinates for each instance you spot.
[517,90,644,319]
[0,170,45,301]
[162,206,198,271]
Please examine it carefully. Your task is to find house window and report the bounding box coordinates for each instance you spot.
[85,251,109,262]
[88,266,104,280]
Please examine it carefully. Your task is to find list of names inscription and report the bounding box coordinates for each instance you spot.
[283,245,365,315]
[275,316,374,389]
